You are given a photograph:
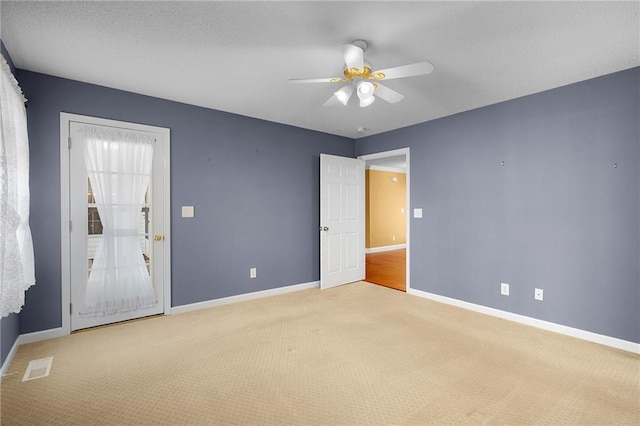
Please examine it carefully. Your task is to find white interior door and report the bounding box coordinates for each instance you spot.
[67,117,169,331]
[320,154,365,289]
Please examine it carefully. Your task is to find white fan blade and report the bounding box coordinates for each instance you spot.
[343,44,364,71]
[375,83,404,104]
[289,77,342,84]
[373,61,434,80]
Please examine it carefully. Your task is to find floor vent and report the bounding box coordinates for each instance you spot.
[22,357,53,382]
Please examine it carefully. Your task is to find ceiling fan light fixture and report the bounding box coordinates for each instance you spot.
[359,95,375,108]
[334,84,354,106]
[291,39,433,108]
[357,81,375,99]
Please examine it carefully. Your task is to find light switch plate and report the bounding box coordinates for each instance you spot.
[413,208,423,218]
[181,206,194,218]
[501,283,510,296]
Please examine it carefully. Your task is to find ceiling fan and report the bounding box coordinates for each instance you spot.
[289,40,434,108]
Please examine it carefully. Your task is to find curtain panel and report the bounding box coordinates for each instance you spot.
[80,125,155,316]
[0,54,35,317]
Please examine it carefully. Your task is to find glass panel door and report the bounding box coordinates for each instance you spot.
[69,120,165,331]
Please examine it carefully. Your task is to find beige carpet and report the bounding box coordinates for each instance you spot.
[1,282,638,425]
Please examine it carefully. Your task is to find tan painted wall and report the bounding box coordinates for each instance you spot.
[365,169,406,248]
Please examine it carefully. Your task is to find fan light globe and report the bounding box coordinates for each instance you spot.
[360,96,375,108]
[336,91,349,105]
[334,85,354,106]
[357,81,375,107]
[357,81,374,99]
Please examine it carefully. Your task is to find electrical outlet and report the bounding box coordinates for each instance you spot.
[392,235,396,241]
[250,268,257,279]
[501,283,509,296]
[534,288,543,301]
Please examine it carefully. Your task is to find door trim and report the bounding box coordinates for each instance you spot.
[358,148,410,292]
[60,113,171,335]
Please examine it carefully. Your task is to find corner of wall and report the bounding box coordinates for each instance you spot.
[1,40,17,74]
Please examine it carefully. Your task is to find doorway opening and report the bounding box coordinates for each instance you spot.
[359,148,409,292]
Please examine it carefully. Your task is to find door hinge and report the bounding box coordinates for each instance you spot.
[69,220,72,232]
[70,303,73,315]
[68,136,72,149]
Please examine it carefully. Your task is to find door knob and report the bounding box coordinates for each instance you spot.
[154,235,163,241]
[323,227,329,231]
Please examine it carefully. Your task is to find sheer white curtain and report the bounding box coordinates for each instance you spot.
[0,54,35,318]
[79,125,155,317]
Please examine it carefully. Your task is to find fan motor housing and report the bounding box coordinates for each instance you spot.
[343,67,385,81]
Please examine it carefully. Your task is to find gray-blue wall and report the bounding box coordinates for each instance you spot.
[17,70,353,334]
[356,67,640,343]
[1,40,21,366]
[4,58,638,355]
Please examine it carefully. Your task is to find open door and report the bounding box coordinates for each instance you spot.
[320,154,365,289]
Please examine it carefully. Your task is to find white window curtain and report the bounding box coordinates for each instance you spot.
[0,55,35,317]
[80,125,155,317]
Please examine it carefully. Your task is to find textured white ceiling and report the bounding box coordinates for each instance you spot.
[1,1,638,139]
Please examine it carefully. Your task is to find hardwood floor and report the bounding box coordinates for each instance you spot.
[365,248,406,291]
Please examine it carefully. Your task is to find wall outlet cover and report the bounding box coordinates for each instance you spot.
[535,288,544,301]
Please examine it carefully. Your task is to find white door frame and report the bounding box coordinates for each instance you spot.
[60,113,172,335]
[358,148,410,292]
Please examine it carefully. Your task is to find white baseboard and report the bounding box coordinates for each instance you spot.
[1,327,66,381]
[171,281,320,315]
[18,327,66,345]
[365,244,406,254]
[408,288,640,354]
[1,337,21,381]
